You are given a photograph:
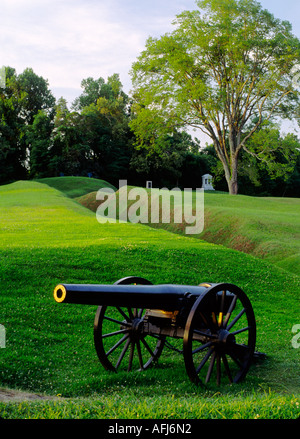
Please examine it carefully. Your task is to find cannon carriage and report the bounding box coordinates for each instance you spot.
[54,276,260,386]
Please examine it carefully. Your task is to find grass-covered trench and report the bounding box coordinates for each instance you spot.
[77,183,300,276]
[0,180,299,419]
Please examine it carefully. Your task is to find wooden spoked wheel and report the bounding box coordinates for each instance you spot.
[93,277,165,372]
[183,283,256,386]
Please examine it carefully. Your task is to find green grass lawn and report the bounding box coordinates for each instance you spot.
[77,188,300,276]
[203,192,300,275]
[0,180,299,419]
[36,176,116,198]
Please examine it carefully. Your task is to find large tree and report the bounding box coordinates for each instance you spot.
[75,74,132,181]
[130,0,300,194]
[0,66,56,182]
[27,110,54,178]
[0,67,27,182]
[48,75,132,180]
[18,68,55,125]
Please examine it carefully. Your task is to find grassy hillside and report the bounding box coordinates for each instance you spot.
[0,181,299,419]
[36,176,116,198]
[77,188,300,275]
[203,192,300,274]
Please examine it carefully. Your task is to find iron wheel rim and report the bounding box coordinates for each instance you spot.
[183,283,256,386]
[93,277,166,372]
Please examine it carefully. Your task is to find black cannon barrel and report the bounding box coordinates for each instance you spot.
[54,283,212,310]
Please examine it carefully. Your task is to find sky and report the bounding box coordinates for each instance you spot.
[1,0,299,141]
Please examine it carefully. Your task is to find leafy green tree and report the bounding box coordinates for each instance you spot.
[48,76,132,181]
[72,74,128,112]
[130,0,300,194]
[27,110,53,178]
[209,128,300,196]
[51,98,87,176]
[285,154,300,197]
[18,68,55,125]
[130,130,202,187]
[72,77,106,111]
[0,67,27,183]
[76,75,132,181]
[0,67,56,182]
[80,103,112,176]
[245,126,299,179]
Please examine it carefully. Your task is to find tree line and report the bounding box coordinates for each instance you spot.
[1,1,300,196]
[0,67,213,189]
[0,66,299,196]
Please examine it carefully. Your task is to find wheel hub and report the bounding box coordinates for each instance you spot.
[131,317,143,332]
[218,329,235,343]
[214,329,236,353]
[125,317,144,341]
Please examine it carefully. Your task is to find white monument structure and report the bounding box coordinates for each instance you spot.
[202,174,215,190]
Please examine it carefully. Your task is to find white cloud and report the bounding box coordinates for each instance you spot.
[0,0,156,102]
[0,0,299,111]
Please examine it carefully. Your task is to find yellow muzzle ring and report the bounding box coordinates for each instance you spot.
[54,285,67,303]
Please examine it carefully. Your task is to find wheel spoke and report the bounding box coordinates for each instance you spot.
[205,351,216,383]
[102,328,130,339]
[103,315,131,327]
[95,279,165,373]
[227,307,246,331]
[136,340,144,370]
[127,341,135,371]
[116,307,131,323]
[115,338,131,369]
[106,334,129,357]
[127,307,134,320]
[196,347,213,374]
[194,329,215,339]
[223,294,238,328]
[183,284,256,386]
[141,337,155,358]
[192,341,213,355]
[230,326,251,336]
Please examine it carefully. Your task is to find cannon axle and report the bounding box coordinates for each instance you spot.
[54,276,260,386]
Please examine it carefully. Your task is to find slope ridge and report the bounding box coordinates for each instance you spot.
[76,188,300,275]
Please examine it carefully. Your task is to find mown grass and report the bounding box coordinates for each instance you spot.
[203,193,300,275]
[36,176,116,198]
[1,391,299,419]
[77,188,300,275]
[0,181,299,419]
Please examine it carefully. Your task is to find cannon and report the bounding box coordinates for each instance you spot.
[54,276,261,386]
